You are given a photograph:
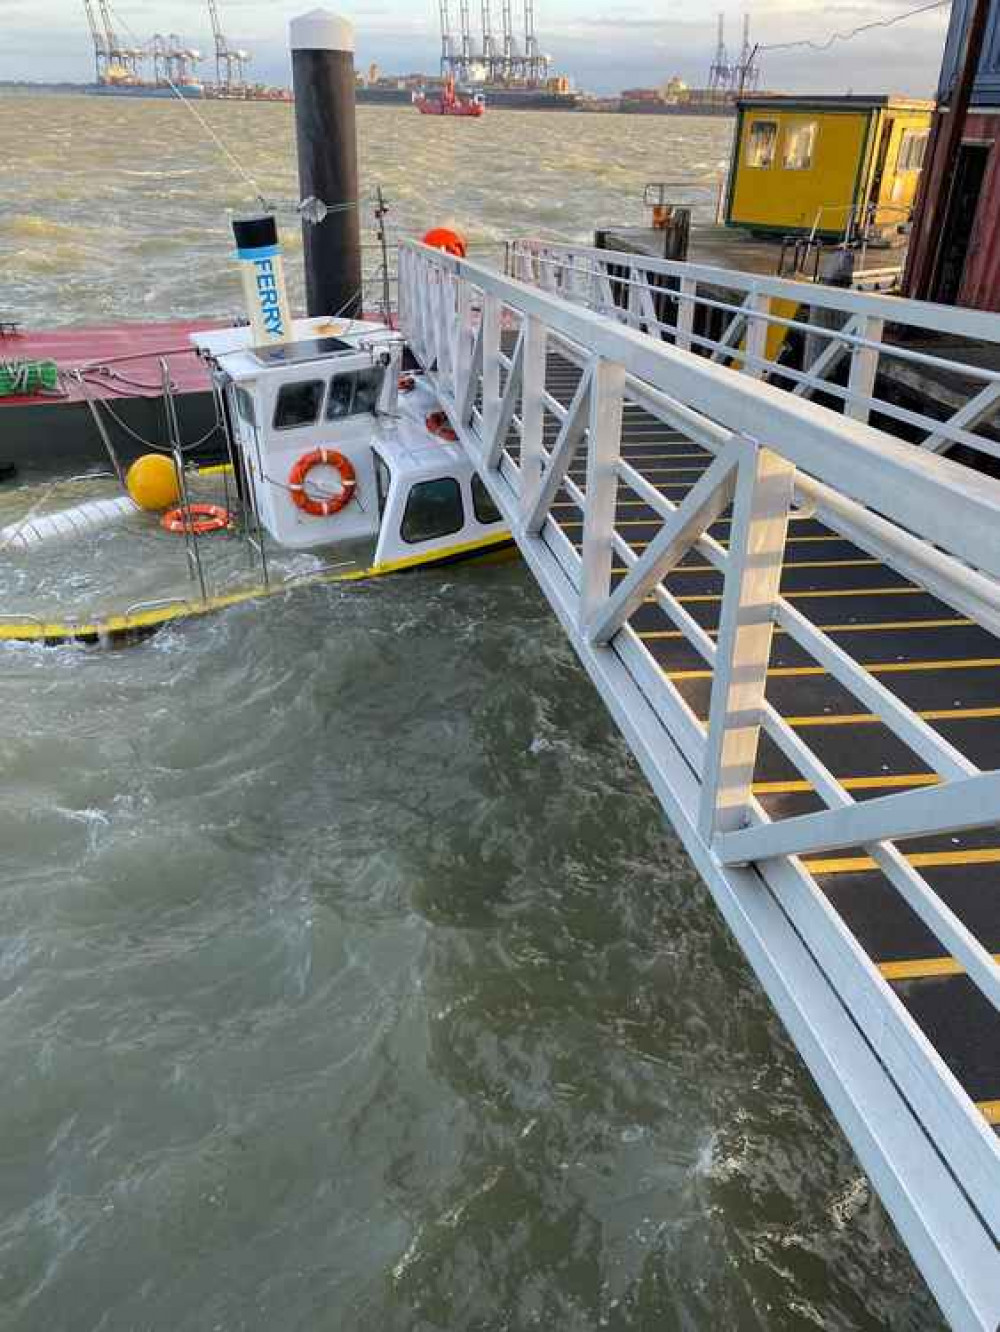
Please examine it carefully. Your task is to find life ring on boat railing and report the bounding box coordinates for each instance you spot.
[422,227,467,258]
[160,503,230,535]
[288,448,357,518]
[425,410,457,442]
[398,373,416,393]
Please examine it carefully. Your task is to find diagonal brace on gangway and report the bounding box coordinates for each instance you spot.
[524,364,593,533]
[719,770,1000,865]
[586,445,739,645]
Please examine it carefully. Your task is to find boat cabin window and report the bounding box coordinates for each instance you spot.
[471,473,502,525]
[234,385,256,427]
[783,121,817,171]
[746,120,777,168]
[897,128,929,173]
[274,379,325,430]
[374,453,391,519]
[401,477,464,544]
[326,367,385,420]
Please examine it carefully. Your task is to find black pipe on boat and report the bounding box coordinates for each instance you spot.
[290,10,363,321]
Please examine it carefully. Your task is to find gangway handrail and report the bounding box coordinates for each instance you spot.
[399,237,1000,1331]
[509,238,1000,465]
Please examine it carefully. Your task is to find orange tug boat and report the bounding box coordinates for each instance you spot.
[412,76,485,117]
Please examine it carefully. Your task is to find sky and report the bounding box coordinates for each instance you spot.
[0,0,952,96]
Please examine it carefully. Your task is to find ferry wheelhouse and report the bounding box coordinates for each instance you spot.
[196,315,508,570]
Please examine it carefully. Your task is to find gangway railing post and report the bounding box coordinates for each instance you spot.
[743,289,770,378]
[578,358,626,629]
[518,315,547,522]
[481,293,502,441]
[698,440,795,840]
[844,314,884,423]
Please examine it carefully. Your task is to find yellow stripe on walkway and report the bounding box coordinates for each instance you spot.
[754,773,939,795]
[639,618,970,642]
[644,557,881,572]
[786,705,1000,728]
[878,953,1000,981]
[667,657,1000,682]
[661,587,925,605]
[804,848,1000,875]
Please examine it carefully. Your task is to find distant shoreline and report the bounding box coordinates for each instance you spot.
[0,81,91,92]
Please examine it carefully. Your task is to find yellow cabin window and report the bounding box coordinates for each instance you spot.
[897,128,929,172]
[746,120,777,168]
[783,122,817,171]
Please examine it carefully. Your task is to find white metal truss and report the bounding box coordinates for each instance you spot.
[399,238,1000,1331]
[509,239,1000,464]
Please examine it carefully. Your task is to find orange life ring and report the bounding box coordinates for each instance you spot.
[422,227,467,258]
[160,503,230,535]
[288,447,357,517]
[398,373,416,393]
[425,410,457,442]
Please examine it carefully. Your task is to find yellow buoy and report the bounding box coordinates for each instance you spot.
[126,454,180,512]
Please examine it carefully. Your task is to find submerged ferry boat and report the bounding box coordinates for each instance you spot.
[0,206,511,646]
[0,312,512,644]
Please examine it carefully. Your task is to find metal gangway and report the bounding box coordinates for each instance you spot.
[398,238,1000,1330]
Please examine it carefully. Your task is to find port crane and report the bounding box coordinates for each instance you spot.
[440,0,548,83]
[207,0,250,94]
[82,0,109,83]
[83,0,142,84]
[96,0,143,83]
[151,33,202,88]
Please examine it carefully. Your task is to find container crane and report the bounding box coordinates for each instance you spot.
[735,15,761,94]
[707,13,732,98]
[523,0,548,82]
[82,0,109,83]
[439,0,453,76]
[481,0,496,79]
[501,0,515,79]
[207,0,250,94]
[459,0,473,73]
[97,0,141,82]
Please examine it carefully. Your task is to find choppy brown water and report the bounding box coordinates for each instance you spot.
[0,92,943,1332]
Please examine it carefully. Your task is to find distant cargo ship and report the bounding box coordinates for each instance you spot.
[90,79,204,99]
[88,80,293,103]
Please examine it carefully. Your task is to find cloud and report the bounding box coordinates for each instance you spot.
[0,0,949,95]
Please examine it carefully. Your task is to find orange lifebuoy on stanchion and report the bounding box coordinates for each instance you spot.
[288,448,357,518]
[160,504,230,535]
[422,227,467,258]
[398,374,416,393]
[425,410,458,442]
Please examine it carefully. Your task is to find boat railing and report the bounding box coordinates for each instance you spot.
[361,236,506,320]
[397,235,1000,1329]
[507,238,1000,466]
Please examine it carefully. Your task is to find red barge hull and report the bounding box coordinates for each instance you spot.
[0,320,224,478]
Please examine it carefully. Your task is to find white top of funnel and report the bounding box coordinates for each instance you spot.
[290,10,354,53]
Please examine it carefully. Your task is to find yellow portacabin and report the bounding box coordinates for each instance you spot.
[725,94,933,239]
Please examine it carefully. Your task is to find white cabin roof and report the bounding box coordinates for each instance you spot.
[190,316,399,381]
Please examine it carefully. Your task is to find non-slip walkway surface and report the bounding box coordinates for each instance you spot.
[516,349,1000,1131]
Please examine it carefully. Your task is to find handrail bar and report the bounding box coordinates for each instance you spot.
[411,245,1000,583]
[512,237,1000,343]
